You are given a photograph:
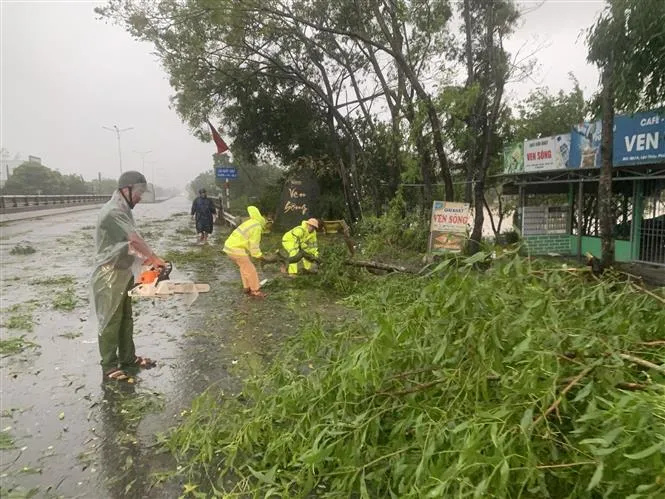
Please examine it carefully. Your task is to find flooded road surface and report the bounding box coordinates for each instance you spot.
[0,196,319,498]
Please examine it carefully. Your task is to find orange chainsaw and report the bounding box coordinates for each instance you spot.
[137,261,172,285]
[130,261,210,299]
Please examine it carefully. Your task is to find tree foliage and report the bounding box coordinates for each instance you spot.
[96,0,530,223]
[1,162,175,197]
[587,0,665,112]
[586,0,665,264]
[2,162,89,195]
[188,158,282,215]
[510,79,586,141]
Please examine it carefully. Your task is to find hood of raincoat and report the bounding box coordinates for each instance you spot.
[247,205,266,227]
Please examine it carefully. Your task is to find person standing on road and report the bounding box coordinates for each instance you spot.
[90,171,166,382]
[281,218,320,275]
[223,205,275,298]
[191,188,217,243]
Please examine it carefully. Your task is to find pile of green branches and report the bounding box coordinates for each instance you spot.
[168,254,665,498]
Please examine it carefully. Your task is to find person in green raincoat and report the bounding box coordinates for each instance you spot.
[91,171,166,382]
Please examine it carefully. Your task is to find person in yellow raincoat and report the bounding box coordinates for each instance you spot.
[223,206,274,297]
[281,218,320,275]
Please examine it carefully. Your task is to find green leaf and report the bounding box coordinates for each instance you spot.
[601,427,624,446]
[247,465,275,484]
[474,477,489,498]
[592,446,619,457]
[463,251,490,265]
[359,471,370,499]
[624,441,664,460]
[520,407,533,432]
[587,461,604,491]
[509,336,531,361]
[572,381,594,402]
[580,438,607,446]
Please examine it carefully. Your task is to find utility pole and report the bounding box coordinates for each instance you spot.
[145,160,157,190]
[133,150,152,175]
[103,125,133,174]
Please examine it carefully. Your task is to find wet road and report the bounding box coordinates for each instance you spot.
[0,196,261,498]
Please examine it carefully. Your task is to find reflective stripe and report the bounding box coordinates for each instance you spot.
[238,221,260,237]
[224,245,246,255]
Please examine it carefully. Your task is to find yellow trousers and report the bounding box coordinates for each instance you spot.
[286,248,313,274]
[228,254,260,291]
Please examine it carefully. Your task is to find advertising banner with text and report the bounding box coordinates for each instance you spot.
[613,110,665,166]
[523,134,570,172]
[429,201,470,254]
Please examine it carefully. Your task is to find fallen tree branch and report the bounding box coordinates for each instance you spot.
[345,260,415,273]
[638,340,665,347]
[378,379,447,397]
[533,366,595,427]
[615,382,665,391]
[535,461,596,470]
[387,367,438,380]
[630,283,665,305]
[619,353,665,374]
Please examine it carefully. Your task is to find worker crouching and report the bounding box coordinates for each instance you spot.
[281,218,320,275]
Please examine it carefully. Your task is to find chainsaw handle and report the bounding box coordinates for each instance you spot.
[157,261,172,282]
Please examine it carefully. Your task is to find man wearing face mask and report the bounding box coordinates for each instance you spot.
[191,188,217,243]
[90,171,166,382]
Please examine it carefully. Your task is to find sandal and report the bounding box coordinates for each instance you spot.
[134,356,157,369]
[105,368,133,382]
[249,290,266,299]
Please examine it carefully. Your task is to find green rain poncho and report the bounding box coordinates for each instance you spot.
[90,189,151,333]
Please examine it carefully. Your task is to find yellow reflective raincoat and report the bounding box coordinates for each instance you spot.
[282,221,318,274]
[223,206,266,258]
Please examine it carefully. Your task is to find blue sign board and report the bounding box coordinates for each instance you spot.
[569,119,602,169]
[215,166,238,179]
[613,110,665,166]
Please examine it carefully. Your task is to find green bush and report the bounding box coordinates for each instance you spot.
[356,193,429,257]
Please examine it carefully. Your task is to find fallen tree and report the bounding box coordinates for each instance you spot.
[168,254,665,497]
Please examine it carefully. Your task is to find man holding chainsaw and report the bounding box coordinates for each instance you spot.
[91,171,166,382]
[281,218,321,275]
[223,205,276,298]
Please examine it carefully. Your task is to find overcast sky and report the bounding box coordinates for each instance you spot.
[1,0,605,189]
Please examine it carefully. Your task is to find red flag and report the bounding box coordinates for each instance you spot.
[206,119,229,154]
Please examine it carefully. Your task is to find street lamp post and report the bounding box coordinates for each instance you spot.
[103,125,134,174]
[134,150,152,175]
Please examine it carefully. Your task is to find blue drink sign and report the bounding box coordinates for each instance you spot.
[613,110,665,166]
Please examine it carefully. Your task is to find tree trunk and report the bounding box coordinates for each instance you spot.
[468,1,505,255]
[369,1,454,201]
[599,67,615,265]
[463,0,475,205]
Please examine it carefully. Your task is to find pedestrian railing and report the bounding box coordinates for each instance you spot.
[0,194,112,213]
[213,197,240,227]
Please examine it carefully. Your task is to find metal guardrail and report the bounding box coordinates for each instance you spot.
[0,194,112,214]
[213,197,240,227]
[222,211,239,226]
